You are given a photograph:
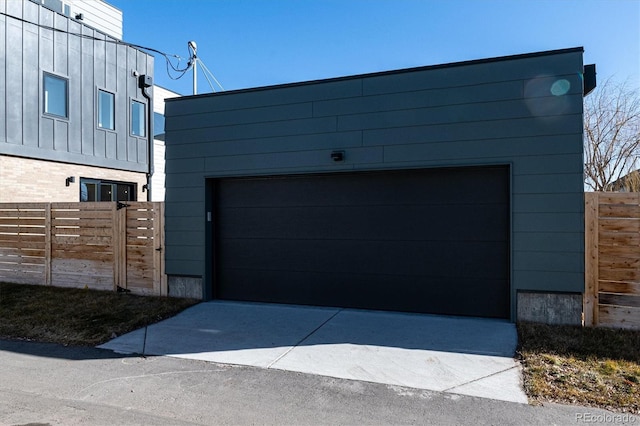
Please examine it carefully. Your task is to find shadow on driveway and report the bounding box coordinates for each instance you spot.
[98,301,527,403]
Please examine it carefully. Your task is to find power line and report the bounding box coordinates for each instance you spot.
[0,10,193,80]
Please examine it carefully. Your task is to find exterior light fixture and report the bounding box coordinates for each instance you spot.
[331,151,345,162]
[65,176,75,187]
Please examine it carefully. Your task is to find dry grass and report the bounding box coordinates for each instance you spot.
[518,322,640,414]
[0,282,199,346]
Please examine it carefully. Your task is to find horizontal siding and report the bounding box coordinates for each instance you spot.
[164,48,586,302]
[363,115,582,146]
[362,51,583,95]
[513,232,584,252]
[166,79,363,116]
[164,131,363,159]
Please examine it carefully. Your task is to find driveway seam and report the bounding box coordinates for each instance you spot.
[266,308,344,369]
[440,364,522,393]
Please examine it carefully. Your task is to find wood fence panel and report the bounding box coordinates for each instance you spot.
[0,202,165,296]
[50,203,115,291]
[0,204,47,286]
[585,192,640,330]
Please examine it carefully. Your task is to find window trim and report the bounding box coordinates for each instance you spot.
[130,98,147,137]
[97,88,116,131]
[43,72,69,119]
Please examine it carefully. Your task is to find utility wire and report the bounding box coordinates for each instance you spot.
[198,59,225,92]
[0,10,194,80]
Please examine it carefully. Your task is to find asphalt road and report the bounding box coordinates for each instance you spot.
[0,340,635,426]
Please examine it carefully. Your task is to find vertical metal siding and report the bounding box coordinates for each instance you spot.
[0,0,152,173]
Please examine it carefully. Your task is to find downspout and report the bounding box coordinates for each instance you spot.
[139,75,154,201]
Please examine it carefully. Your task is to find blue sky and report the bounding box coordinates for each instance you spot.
[109,0,640,96]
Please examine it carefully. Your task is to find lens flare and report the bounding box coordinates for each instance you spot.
[550,79,571,96]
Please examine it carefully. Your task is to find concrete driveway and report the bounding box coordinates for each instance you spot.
[99,301,527,404]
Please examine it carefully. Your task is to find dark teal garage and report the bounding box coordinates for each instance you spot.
[164,47,588,323]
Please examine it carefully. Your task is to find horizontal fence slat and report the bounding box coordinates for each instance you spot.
[599,255,640,269]
[597,194,640,205]
[52,250,113,262]
[598,231,640,245]
[599,281,640,295]
[599,219,640,233]
[0,234,46,243]
[599,204,640,218]
[598,245,640,258]
[52,219,113,228]
[598,305,640,330]
[52,210,113,219]
[0,218,46,225]
[599,292,640,308]
[0,246,45,254]
[51,202,113,210]
[52,235,112,245]
[127,229,154,238]
[0,226,46,234]
[0,255,46,265]
[599,267,640,282]
[0,203,48,210]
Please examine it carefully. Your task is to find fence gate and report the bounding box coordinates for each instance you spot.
[585,193,640,330]
[0,202,166,296]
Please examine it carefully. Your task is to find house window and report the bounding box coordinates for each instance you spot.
[80,178,136,202]
[43,73,68,118]
[131,100,146,137]
[153,112,165,140]
[98,90,115,130]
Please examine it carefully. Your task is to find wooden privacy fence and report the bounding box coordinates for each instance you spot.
[0,202,166,296]
[585,193,640,330]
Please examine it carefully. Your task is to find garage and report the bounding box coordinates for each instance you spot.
[213,166,510,318]
[165,48,587,323]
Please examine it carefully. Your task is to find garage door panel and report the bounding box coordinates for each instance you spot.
[218,268,509,318]
[218,239,508,279]
[219,170,508,208]
[217,204,508,242]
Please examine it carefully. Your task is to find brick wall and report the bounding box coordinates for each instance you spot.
[0,155,147,202]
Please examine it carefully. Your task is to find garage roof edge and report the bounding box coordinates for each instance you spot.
[166,46,584,102]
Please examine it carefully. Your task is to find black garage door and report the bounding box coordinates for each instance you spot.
[213,166,510,318]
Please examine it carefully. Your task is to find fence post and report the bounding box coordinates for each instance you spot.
[584,192,598,326]
[152,202,167,296]
[44,203,51,286]
[112,203,119,291]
